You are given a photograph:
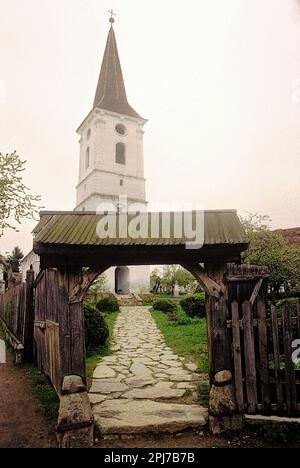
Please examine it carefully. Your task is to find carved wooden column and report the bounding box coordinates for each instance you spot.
[184,261,243,434]
[57,266,86,385]
[56,266,101,448]
[204,262,244,434]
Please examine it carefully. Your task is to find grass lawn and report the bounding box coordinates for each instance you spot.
[86,311,119,388]
[22,365,59,428]
[142,293,196,306]
[151,309,208,375]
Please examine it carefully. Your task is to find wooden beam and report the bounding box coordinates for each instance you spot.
[227,274,269,282]
[182,263,226,299]
[69,267,109,304]
[35,242,245,269]
[249,279,264,306]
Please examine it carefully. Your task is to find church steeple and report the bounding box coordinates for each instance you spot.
[93,16,142,119]
[75,13,147,214]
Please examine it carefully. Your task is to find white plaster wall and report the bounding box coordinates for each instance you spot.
[76,108,146,210]
[129,265,151,292]
[20,251,40,282]
[76,171,146,210]
[104,266,150,293]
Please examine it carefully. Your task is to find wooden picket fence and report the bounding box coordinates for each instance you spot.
[0,270,35,361]
[228,298,300,416]
[0,284,26,343]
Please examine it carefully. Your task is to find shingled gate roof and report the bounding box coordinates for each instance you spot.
[33,210,248,247]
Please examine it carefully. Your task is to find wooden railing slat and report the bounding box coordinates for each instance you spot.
[243,301,257,414]
[271,304,284,412]
[282,302,297,415]
[257,298,271,413]
[232,301,244,412]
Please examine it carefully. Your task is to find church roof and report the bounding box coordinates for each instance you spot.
[93,23,142,119]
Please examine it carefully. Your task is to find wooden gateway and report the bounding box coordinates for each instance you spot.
[1,208,297,443]
[31,209,249,432]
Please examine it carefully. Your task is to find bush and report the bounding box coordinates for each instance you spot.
[152,299,177,314]
[140,293,154,305]
[180,294,206,318]
[84,304,109,351]
[268,290,300,302]
[168,307,194,325]
[96,296,119,313]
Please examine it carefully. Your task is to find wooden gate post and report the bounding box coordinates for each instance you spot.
[56,266,94,447]
[205,263,244,434]
[57,266,87,386]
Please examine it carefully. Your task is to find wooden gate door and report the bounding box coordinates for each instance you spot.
[34,269,62,394]
[34,267,87,395]
[226,264,300,416]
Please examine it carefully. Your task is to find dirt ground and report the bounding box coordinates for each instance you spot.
[95,429,300,449]
[0,353,57,448]
[0,351,299,449]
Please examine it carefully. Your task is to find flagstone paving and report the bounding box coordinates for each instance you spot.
[90,306,208,435]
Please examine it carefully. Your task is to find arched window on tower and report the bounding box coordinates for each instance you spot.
[116,143,126,165]
[85,147,90,169]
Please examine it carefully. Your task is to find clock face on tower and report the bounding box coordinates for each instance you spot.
[115,124,127,136]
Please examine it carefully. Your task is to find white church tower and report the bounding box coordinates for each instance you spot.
[75,14,150,294]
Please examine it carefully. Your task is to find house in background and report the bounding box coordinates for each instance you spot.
[0,255,8,293]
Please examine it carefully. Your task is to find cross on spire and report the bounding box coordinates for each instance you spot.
[108,9,116,25]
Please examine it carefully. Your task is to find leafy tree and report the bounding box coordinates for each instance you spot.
[0,152,41,235]
[151,265,197,294]
[8,246,24,273]
[241,213,300,293]
[89,273,108,303]
[150,268,162,293]
[160,265,178,292]
[175,267,195,288]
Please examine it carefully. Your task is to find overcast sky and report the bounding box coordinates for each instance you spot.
[0,0,300,255]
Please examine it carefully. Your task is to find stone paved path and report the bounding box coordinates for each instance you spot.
[89,307,208,435]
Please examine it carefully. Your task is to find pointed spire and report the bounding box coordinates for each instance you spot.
[93,17,142,119]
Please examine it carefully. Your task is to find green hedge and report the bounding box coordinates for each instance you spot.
[180,294,206,318]
[167,307,195,325]
[84,304,109,351]
[152,299,177,314]
[96,296,120,313]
